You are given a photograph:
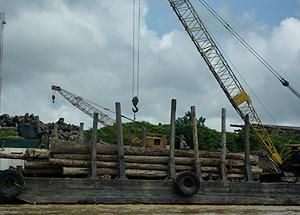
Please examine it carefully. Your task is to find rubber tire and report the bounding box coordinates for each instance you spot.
[0,169,25,199]
[175,171,200,196]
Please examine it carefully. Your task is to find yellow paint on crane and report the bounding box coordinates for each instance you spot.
[232,91,251,107]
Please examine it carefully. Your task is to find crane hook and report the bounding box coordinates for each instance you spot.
[52,94,56,103]
[132,96,139,113]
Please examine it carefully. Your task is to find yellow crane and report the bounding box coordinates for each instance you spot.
[167,0,285,166]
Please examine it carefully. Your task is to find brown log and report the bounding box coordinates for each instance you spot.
[49,158,261,175]
[227,166,263,174]
[23,168,63,176]
[50,141,258,163]
[226,173,260,180]
[0,151,25,159]
[49,158,191,171]
[63,167,167,178]
[25,149,50,159]
[62,167,259,180]
[52,153,258,167]
[24,161,56,169]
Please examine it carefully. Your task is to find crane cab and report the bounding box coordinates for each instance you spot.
[144,136,167,149]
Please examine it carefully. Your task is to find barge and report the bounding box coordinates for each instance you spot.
[1,137,300,205]
[1,104,300,205]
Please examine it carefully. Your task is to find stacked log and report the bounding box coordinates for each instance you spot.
[23,149,63,176]
[47,141,261,180]
[0,140,262,180]
[0,148,59,176]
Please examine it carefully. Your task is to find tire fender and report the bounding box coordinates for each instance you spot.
[175,171,200,196]
[0,169,25,199]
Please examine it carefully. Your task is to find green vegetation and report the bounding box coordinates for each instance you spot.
[85,112,300,153]
[0,129,21,140]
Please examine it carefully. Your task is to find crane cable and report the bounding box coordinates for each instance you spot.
[52,90,135,122]
[131,0,142,121]
[213,33,279,125]
[197,0,300,101]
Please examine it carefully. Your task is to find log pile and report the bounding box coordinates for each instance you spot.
[49,141,261,180]
[0,140,262,181]
[24,149,63,176]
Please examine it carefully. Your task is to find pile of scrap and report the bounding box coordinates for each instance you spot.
[0,114,80,141]
[45,118,80,141]
[7,140,261,181]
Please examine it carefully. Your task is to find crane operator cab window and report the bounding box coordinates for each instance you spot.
[144,136,167,149]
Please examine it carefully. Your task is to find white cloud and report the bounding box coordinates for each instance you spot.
[1,0,300,132]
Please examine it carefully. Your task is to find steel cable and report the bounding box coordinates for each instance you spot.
[197,0,300,101]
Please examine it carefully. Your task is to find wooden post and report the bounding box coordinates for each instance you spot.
[191,106,201,179]
[142,128,147,147]
[244,114,253,182]
[168,99,176,179]
[220,108,227,182]
[116,102,127,180]
[90,113,98,178]
[79,123,84,144]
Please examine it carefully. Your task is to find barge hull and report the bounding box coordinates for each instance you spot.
[15,178,300,205]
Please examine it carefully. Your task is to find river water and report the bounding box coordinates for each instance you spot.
[0,205,300,215]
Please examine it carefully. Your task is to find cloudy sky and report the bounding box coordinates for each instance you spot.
[1,0,300,131]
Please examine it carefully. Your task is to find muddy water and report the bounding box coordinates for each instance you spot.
[0,205,300,215]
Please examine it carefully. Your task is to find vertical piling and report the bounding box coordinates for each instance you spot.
[191,106,201,179]
[90,113,98,178]
[220,108,227,181]
[79,123,84,144]
[142,128,147,147]
[168,99,176,179]
[244,114,253,182]
[116,102,127,180]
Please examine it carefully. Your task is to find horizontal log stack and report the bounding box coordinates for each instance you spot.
[49,140,261,180]
[0,140,262,181]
